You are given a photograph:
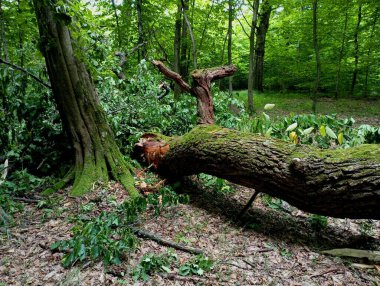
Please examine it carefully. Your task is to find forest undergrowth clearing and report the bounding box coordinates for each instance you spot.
[0,171,379,286]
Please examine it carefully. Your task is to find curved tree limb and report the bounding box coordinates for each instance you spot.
[152,60,191,92]
[135,125,380,219]
[0,58,51,89]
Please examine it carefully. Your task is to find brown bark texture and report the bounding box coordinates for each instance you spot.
[136,125,380,219]
[152,60,236,124]
[34,1,137,197]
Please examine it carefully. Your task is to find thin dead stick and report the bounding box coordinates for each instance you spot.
[237,190,260,219]
[131,227,203,255]
[0,58,51,89]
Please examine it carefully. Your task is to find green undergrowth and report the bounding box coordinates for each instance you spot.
[51,186,189,268]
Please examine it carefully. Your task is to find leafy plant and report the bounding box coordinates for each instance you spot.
[51,187,189,268]
[309,214,328,231]
[132,251,178,281]
[178,254,214,276]
[198,173,234,195]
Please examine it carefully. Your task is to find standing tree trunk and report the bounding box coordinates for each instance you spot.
[334,0,349,99]
[33,1,137,197]
[0,0,8,61]
[227,0,233,94]
[152,61,236,124]
[247,0,260,115]
[173,1,182,99]
[312,0,321,114]
[350,4,362,96]
[136,0,146,62]
[111,0,122,49]
[252,0,271,92]
[180,0,190,80]
[363,7,379,98]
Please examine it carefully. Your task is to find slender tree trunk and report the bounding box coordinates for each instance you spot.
[136,125,380,219]
[33,1,137,197]
[0,0,8,61]
[111,0,122,49]
[173,2,182,99]
[181,0,197,70]
[350,4,362,96]
[312,0,321,114]
[136,0,146,62]
[253,0,271,92]
[363,7,379,98]
[334,1,349,99]
[227,0,233,94]
[180,0,189,80]
[247,0,260,115]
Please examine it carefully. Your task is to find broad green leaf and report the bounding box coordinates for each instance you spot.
[325,126,337,139]
[265,127,273,137]
[264,103,275,110]
[303,127,314,135]
[338,132,344,145]
[161,265,171,273]
[286,122,298,132]
[320,125,326,137]
[262,112,270,121]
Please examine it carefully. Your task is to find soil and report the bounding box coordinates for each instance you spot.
[1,175,379,286]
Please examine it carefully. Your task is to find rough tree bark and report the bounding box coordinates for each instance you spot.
[247,0,260,115]
[152,60,236,124]
[312,0,321,114]
[33,1,137,197]
[252,0,271,92]
[350,4,362,96]
[227,0,233,94]
[136,125,380,219]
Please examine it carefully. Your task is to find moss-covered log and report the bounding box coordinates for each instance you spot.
[136,125,380,219]
[34,1,137,197]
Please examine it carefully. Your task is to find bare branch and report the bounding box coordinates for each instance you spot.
[152,60,191,93]
[0,58,51,89]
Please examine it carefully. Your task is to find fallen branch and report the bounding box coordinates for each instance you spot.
[131,227,203,255]
[0,58,51,89]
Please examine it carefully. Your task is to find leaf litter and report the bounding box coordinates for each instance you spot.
[0,173,379,285]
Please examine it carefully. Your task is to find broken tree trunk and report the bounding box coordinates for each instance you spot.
[135,125,380,219]
[152,60,236,124]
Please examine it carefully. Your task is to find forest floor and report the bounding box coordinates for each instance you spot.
[1,172,379,286]
[234,91,380,126]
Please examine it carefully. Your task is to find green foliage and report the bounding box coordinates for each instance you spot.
[132,252,214,281]
[309,214,328,231]
[132,251,178,281]
[198,174,234,195]
[51,187,189,268]
[178,254,214,276]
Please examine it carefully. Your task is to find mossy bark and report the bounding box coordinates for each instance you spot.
[34,1,137,197]
[137,125,380,219]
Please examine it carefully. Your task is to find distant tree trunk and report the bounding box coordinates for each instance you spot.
[180,0,190,80]
[363,7,379,98]
[136,125,380,219]
[173,2,182,99]
[312,0,320,114]
[334,1,349,99]
[152,61,236,124]
[111,0,122,49]
[227,0,233,94]
[33,1,137,197]
[181,0,197,70]
[247,0,260,115]
[350,4,362,96]
[136,0,146,62]
[252,0,271,92]
[0,0,8,61]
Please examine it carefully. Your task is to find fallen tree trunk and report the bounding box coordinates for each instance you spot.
[135,125,380,219]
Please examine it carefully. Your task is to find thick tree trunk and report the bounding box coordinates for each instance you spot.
[173,2,182,99]
[180,0,190,80]
[136,0,146,61]
[136,125,380,219]
[34,1,137,197]
[252,0,271,92]
[152,60,236,124]
[247,0,259,115]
